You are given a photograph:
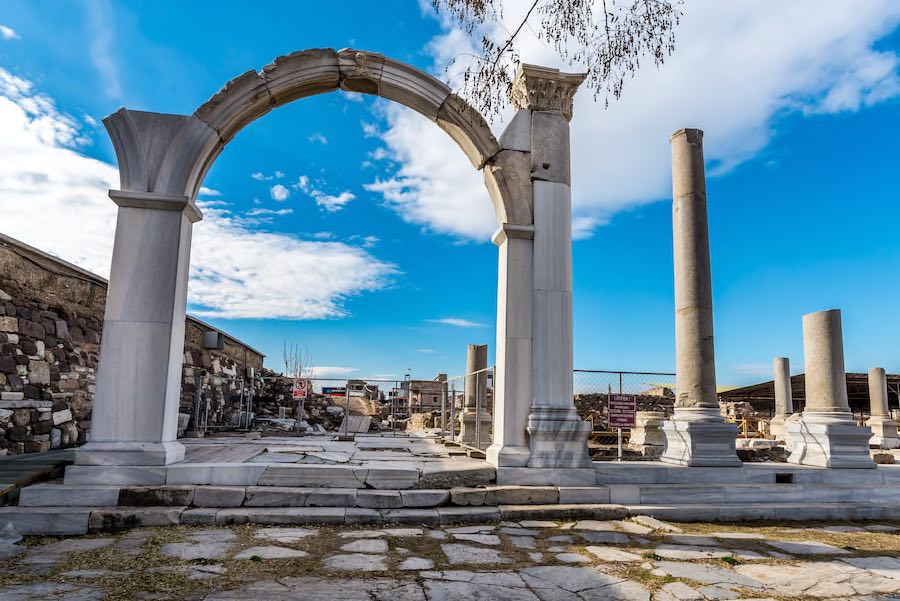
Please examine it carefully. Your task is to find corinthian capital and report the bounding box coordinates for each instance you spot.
[511,64,586,121]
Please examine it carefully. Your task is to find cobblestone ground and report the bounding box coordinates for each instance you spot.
[2,518,900,600]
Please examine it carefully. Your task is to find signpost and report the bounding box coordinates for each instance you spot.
[608,394,636,461]
[291,378,308,399]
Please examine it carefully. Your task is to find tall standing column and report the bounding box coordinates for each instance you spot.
[460,343,491,447]
[866,367,899,449]
[787,309,875,467]
[505,64,591,475]
[660,128,740,467]
[769,357,794,441]
[71,191,200,473]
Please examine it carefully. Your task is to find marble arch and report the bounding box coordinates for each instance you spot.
[71,49,593,485]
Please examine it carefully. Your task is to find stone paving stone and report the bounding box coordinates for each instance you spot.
[585,546,642,562]
[653,561,765,589]
[447,525,495,534]
[0,582,103,600]
[547,534,574,542]
[842,556,900,580]
[665,534,719,546]
[500,527,541,536]
[695,584,739,600]
[612,520,652,534]
[160,541,233,560]
[324,553,388,571]
[399,557,434,570]
[764,540,851,555]
[0,542,23,560]
[187,529,236,543]
[866,524,900,532]
[660,581,703,600]
[709,531,768,540]
[423,579,540,600]
[547,545,566,552]
[341,538,389,553]
[59,569,123,578]
[253,527,318,542]
[453,533,500,545]
[819,525,865,533]
[518,520,558,528]
[441,543,511,565]
[654,544,732,560]
[573,520,617,531]
[234,545,309,559]
[206,577,425,600]
[520,565,651,600]
[22,538,114,564]
[509,536,536,549]
[632,516,683,533]
[528,552,543,562]
[556,552,591,563]
[734,561,900,598]
[579,531,630,545]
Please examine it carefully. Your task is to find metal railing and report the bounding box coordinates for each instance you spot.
[441,367,494,452]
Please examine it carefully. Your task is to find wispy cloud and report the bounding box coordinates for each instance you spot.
[251,170,284,181]
[294,175,355,212]
[416,348,436,353]
[246,208,292,217]
[428,317,487,328]
[198,186,222,197]
[0,25,20,40]
[308,132,328,144]
[270,184,290,201]
[84,0,122,100]
[308,366,358,378]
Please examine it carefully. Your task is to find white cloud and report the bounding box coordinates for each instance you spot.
[0,25,19,40]
[308,366,358,378]
[428,317,487,328]
[0,66,396,320]
[308,132,328,144]
[270,184,290,201]
[416,348,436,353]
[246,207,292,217]
[84,0,122,100]
[364,104,495,240]
[374,0,900,240]
[252,170,284,181]
[198,186,221,197]
[294,174,356,212]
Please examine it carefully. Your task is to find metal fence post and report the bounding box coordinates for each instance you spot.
[450,383,457,443]
[475,370,482,451]
[440,383,447,439]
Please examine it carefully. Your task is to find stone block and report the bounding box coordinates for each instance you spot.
[51,409,72,425]
[257,465,367,488]
[787,412,876,468]
[419,463,495,489]
[119,485,194,506]
[365,466,420,489]
[345,507,382,525]
[27,360,50,385]
[356,490,402,509]
[19,483,120,507]
[0,507,90,535]
[498,503,627,521]
[558,486,611,504]
[496,467,594,486]
[192,486,245,508]
[451,485,559,506]
[65,465,168,486]
[181,508,218,526]
[437,506,500,524]
[166,463,267,486]
[88,507,185,533]
[0,317,18,333]
[216,507,346,526]
[380,508,440,526]
[399,489,449,507]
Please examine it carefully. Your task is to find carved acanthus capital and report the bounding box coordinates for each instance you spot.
[511,64,586,121]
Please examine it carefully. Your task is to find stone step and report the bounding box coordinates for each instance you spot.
[608,483,900,505]
[4,500,900,535]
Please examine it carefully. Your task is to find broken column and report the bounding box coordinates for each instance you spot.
[660,128,740,467]
[769,357,794,441]
[787,309,875,467]
[866,367,899,449]
[628,411,666,457]
[459,343,492,448]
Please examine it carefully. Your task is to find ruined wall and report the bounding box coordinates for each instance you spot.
[0,234,265,454]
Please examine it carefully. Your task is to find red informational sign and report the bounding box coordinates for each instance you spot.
[608,394,636,428]
[292,378,308,400]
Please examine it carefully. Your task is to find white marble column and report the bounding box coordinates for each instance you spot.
[867,367,899,449]
[660,128,740,467]
[787,309,875,467]
[506,65,591,472]
[460,343,491,447]
[769,357,793,441]
[74,191,200,468]
[487,224,534,467]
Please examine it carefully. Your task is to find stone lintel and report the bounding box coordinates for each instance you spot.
[491,223,535,246]
[512,64,586,121]
[109,190,203,223]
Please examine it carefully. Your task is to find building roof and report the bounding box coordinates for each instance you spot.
[718,372,900,414]
[0,232,264,359]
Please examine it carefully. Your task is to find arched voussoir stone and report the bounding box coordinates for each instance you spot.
[108,47,522,225]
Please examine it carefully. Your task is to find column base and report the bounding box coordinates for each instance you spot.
[485,443,530,467]
[787,411,875,468]
[660,408,741,467]
[526,406,591,468]
[74,441,186,466]
[459,410,493,449]
[629,411,666,446]
[866,416,900,450]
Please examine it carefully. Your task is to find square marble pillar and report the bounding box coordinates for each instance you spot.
[487,224,534,467]
[71,191,200,470]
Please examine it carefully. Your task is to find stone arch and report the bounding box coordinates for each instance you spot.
[103,47,532,226]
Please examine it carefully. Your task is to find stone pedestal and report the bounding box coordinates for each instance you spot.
[459,344,490,447]
[628,411,666,446]
[787,309,874,468]
[867,367,899,449]
[660,128,740,467]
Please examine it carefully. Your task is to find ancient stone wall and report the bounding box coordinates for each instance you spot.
[0,234,265,454]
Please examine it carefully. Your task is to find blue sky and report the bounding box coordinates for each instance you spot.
[1,1,899,385]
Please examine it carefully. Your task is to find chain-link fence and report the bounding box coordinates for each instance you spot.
[441,367,494,453]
